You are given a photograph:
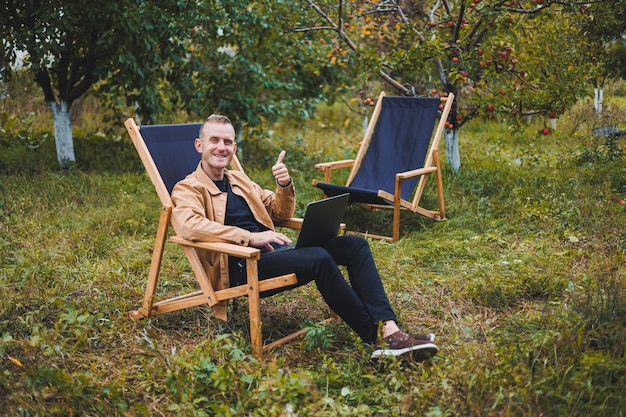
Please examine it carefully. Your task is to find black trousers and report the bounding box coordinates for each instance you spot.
[232,235,397,344]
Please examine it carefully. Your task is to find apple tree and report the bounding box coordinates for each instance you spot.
[0,0,205,167]
[569,0,626,111]
[292,0,596,171]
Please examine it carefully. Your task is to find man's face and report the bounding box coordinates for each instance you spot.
[195,121,237,178]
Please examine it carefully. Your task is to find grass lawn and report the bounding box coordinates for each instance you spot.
[1,88,625,416]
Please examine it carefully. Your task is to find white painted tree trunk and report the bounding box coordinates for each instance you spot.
[594,87,603,113]
[444,128,460,172]
[49,101,75,167]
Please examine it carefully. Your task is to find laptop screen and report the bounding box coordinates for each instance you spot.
[295,193,349,248]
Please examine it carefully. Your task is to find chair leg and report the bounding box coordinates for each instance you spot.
[246,259,263,357]
[393,178,402,242]
[433,150,446,220]
[130,206,171,319]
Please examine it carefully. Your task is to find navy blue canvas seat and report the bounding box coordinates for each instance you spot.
[312,92,455,242]
[124,118,330,357]
[139,123,202,194]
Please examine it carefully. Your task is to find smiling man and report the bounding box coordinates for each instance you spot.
[170,114,439,359]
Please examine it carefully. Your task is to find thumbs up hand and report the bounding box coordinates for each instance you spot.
[272,150,292,187]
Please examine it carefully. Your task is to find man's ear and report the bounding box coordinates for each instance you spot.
[194,138,203,153]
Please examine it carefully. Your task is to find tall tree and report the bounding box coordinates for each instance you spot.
[293,0,596,171]
[1,0,351,166]
[177,1,354,135]
[1,0,195,167]
[571,0,626,111]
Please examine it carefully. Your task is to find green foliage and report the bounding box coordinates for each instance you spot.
[301,321,335,351]
[0,124,141,174]
[291,0,620,141]
[0,111,57,173]
[169,0,355,128]
[571,133,624,164]
[573,0,626,80]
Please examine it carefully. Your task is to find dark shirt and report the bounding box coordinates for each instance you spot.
[213,178,269,233]
[213,177,269,285]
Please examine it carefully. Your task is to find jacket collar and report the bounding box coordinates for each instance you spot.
[193,162,240,196]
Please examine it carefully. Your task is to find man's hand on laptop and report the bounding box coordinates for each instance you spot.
[249,230,293,252]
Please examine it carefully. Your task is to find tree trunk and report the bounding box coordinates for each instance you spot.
[594,87,603,113]
[444,127,460,172]
[49,101,75,167]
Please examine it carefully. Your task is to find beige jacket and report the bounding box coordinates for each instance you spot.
[171,162,295,320]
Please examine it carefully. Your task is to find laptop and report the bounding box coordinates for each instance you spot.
[272,193,349,252]
[228,193,350,285]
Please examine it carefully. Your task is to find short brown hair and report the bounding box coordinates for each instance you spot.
[206,114,233,125]
[199,114,234,138]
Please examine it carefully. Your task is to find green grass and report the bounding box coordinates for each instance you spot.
[1,88,625,416]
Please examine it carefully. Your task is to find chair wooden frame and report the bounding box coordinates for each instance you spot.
[124,118,334,357]
[312,92,455,242]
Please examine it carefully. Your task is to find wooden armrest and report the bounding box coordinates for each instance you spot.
[275,217,304,230]
[314,159,355,170]
[396,166,438,180]
[169,236,261,259]
[276,218,345,232]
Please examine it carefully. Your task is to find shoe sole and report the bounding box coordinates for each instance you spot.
[371,342,438,359]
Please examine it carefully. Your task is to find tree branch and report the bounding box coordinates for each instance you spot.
[34,69,56,103]
[300,0,410,94]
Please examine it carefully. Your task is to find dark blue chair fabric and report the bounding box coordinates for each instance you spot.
[315,182,389,205]
[140,123,203,195]
[315,96,441,204]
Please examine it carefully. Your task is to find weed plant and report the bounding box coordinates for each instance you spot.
[1,83,625,416]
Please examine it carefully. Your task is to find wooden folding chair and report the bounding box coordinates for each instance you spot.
[312,92,455,242]
[124,118,333,357]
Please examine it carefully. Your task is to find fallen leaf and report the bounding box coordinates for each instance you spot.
[8,356,23,367]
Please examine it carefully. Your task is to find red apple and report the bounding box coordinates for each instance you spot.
[487,105,495,112]
[542,128,550,135]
